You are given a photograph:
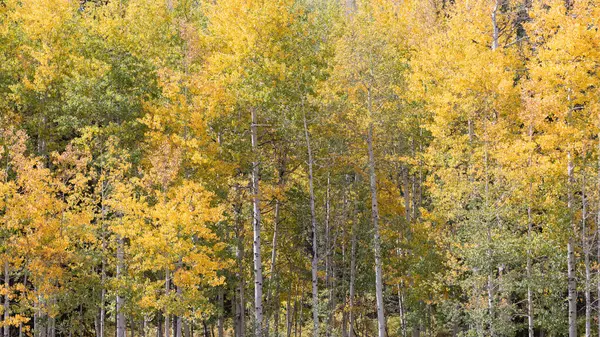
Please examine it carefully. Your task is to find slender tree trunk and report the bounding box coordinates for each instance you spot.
[218,288,224,337]
[234,192,245,337]
[266,160,284,336]
[100,203,107,337]
[303,111,319,337]
[349,199,358,337]
[325,175,333,337]
[526,124,534,337]
[342,197,349,337]
[342,312,348,337]
[367,122,386,337]
[484,141,494,337]
[47,311,55,337]
[274,282,280,337]
[294,297,299,337]
[176,286,183,337]
[565,91,577,337]
[583,157,591,337]
[398,165,409,337]
[597,126,600,337]
[567,150,577,337]
[165,269,171,337]
[18,274,26,337]
[34,290,41,337]
[326,179,339,337]
[286,291,292,337]
[117,235,126,337]
[299,298,303,337]
[157,313,163,337]
[184,320,191,337]
[250,107,264,337]
[526,201,534,337]
[4,260,9,337]
[397,285,406,337]
[203,322,209,337]
[325,175,331,287]
[491,0,500,50]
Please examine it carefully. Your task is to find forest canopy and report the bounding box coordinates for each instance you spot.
[0,0,598,337]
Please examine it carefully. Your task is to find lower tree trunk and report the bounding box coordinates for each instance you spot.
[303,111,319,337]
[218,289,224,337]
[184,320,191,337]
[568,238,577,337]
[250,107,264,337]
[203,322,209,337]
[4,260,9,337]
[47,314,55,337]
[157,313,164,337]
[349,199,358,337]
[274,282,280,337]
[397,285,406,337]
[583,166,591,337]
[567,151,577,337]
[235,195,245,337]
[286,292,292,337]
[367,122,386,337]
[116,235,126,337]
[165,269,171,337]
[526,201,534,337]
[176,284,183,337]
[597,129,600,337]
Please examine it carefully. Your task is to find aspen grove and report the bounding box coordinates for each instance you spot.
[1,0,600,336]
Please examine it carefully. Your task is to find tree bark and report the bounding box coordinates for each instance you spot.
[526,123,534,337]
[117,235,126,337]
[286,290,292,337]
[99,179,107,337]
[4,260,9,337]
[176,285,183,337]
[266,158,285,336]
[367,122,386,337]
[597,125,600,337]
[250,107,264,337]
[583,157,591,337]
[234,191,245,337]
[491,0,500,50]
[232,186,246,337]
[165,269,171,337]
[218,288,224,337]
[157,313,163,337]
[567,150,577,337]
[274,282,280,337]
[303,111,319,337]
[349,197,358,337]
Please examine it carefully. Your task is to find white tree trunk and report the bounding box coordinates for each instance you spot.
[116,235,126,337]
[4,260,9,337]
[176,285,183,337]
[349,200,358,337]
[583,164,591,337]
[251,107,264,337]
[266,160,285,336]
[567,150,577,337]
[234,193,245,337]
[526,123,534,337]
[304,112,319,337]
[367,123,386,337]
